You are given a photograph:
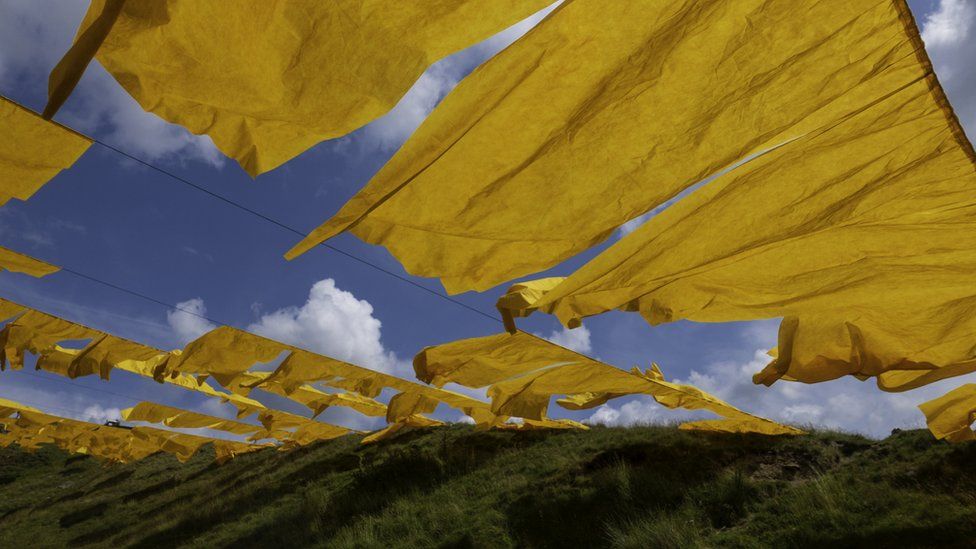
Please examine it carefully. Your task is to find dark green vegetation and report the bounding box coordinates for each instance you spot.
[1,425,975,548]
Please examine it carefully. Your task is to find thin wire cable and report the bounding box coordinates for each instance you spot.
[90,138,502,326]
[14,370,142,403]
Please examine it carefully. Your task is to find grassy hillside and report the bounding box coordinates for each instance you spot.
[1,425,975,548]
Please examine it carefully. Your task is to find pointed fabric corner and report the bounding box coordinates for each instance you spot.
[414,331,801,436]
[285,0,957,295]
[0,97,90,206]
[918,385,976,443]
[0,246,60,278]
[56,0,554,176]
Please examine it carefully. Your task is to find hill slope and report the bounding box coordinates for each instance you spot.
[1,425,975,548]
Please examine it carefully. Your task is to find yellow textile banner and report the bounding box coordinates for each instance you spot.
[286,0,949,295]
[122,402,278,439]
[57,0,553,176]
[0,97,90,206]
[919,385,976,443]
[0,246,60,278]
[415,331,801,435]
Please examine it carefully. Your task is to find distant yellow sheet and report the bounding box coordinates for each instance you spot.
[0,97,90,206]
[416,331,801,435]
[286,0,947,295]
[122,402,276,439]
[58,0,553,176]
[0,246,59,278]
[919,385,976,443]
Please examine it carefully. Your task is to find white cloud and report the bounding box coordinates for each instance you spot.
[922,0,976,138]
[538,324,593,354]
[0,0,224,168]
[167,298,216,346]
[80,403,122,424]
[247,279,404,375]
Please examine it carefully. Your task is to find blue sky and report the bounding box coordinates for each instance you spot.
[0,0,974,439]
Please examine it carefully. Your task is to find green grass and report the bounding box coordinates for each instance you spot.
[1,425,974,548]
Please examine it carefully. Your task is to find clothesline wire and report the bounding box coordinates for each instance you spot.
[90,137,504,327]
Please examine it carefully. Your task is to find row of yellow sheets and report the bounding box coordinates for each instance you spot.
[0,246,59,278]
[54,0,555,176]
[415,331,802,436]
[0,397,265,463]
[282,0,976,400]
[0,296,385,421]
[0,97,90,207]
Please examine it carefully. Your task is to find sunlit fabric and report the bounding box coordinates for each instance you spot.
[0,297,264,417]
[122,402,276,439]
[194,334,500,425]
[0,97,91,206]
[485,4,976,395]
[416,332,801,435]
[361,414,444,445]
[919,385,976,443]
[0,246,60,278]
[286,0,949,294]
[254,408,354,446]
[1,399,265,463]
[226,371,387,418]
[56,0,553,176]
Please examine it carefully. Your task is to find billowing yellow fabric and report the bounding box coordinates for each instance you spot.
[248,347,497,425]
[286,0,944,294]
[255,408,354,446]
[122,402,275,439]
[918,385,976,443]
[0,300,25,322]
[61,0,553,176]
[0,246,60,278]
[499,55,976,392]
[417,332,800,435]
[228,371,387,418]
[361,414,444,445]
[156,326,287,385]
[678,418,811,436]
[0,97,90,206]
[0,308,102,370]
[415,330,580,388]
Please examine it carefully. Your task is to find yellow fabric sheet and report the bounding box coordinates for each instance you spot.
[255,408,354,446]
[225,371,387,418]
[60,0,553,176]
[918,385,976,443]
[122,402,276,439]
[488,3,976,394]
[0,246,60,278]
[416,331,801,435]
[286,0,948,294]
[0,97,90,206]
[0,297,265,417]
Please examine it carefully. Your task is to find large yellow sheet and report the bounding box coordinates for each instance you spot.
[286,0,946,294]
[122,401,277,439]
[496,55,976,391]
[919,385,976,443]
[415,331,801,435]
[0,97,90,206]
[0,246,60,278]
[58,0,553,176]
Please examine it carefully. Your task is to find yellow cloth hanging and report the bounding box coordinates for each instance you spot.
[57,0,553,176]
[122,401,275,438]
[0,246,60,278]
[417,331,801,435]
[0,97,90,206]
[286,0,947,295]
[918,385,976,443]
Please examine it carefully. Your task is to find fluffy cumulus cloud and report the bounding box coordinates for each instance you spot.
[922,0,976,137]
[166,298,216,346]
[247,279,404,375]
[0,0,223,167]
[538,324,593,354]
